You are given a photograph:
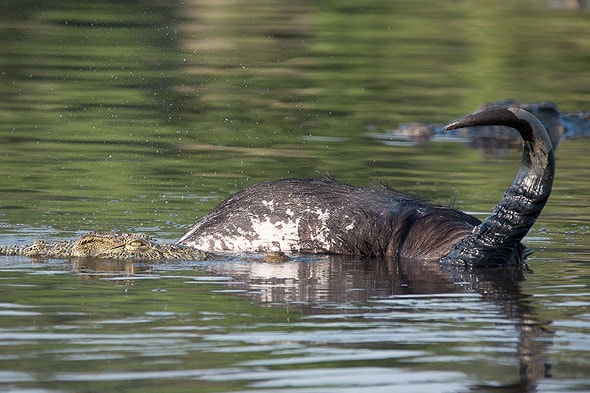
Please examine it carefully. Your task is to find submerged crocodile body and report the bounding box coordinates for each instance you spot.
[0,231,214,261]
[387,100,590,151]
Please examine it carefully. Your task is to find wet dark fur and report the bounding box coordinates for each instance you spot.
[179,177,481,260]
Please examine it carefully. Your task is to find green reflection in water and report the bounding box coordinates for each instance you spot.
[1,0,589,236]
[0,265,294,392]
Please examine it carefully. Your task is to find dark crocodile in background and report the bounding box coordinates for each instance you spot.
[383,100,590,152]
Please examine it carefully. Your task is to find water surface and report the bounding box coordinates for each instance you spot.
[0,1,589,392]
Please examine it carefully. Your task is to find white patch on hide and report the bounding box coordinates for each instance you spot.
[306,208,331,246]
[262,199,275,212]
[245,215,301,251]
[181,207,336,253]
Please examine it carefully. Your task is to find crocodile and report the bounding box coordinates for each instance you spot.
[0,231,215,261]
[385,100,590,152]
[0,231,290,262]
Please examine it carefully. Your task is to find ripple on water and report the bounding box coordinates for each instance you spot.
[235,347,427,367]
[0,371,33,383]
[0,303,41,317]
[199,367,468,392]
[49,366,470,393]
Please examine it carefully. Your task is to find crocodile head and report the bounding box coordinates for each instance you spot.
[71,231,167,258]
[0,231,212,260]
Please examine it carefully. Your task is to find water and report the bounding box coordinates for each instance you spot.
[1,0,590,392]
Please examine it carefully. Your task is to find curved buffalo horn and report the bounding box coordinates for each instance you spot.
[441,107,555,266]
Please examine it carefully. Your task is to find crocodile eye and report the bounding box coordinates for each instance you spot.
[127,240,146,250]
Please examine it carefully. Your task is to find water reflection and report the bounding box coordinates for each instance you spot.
[73,258,154,279]
[197,255,553,391]
[0,239,579,390]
